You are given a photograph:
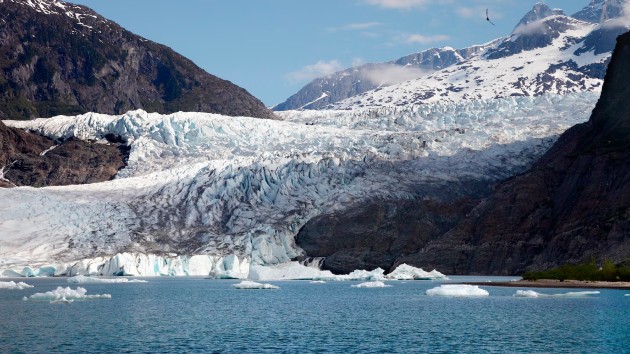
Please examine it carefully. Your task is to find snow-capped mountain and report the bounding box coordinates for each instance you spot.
[276,1,627,111]
[273,46,490,110]
[0,92,598,275]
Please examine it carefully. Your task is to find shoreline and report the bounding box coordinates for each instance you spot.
[463,279,630,290]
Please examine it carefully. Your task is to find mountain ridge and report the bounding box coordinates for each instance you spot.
[0,0,275,119]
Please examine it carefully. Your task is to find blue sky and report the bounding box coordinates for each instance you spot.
[67,0,588,106]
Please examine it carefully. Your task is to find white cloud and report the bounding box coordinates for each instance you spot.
[359,64,427,86]
[343,22,382,30]
[285,60,344,83]
[405,34,450,44]
[352,58,366,67]
[328,22,382,32]
[363,0,429,10]
[602,2,630,29]
[512,19,547,35]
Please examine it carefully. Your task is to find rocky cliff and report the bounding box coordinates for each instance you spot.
[406,31,629,275]
[0,120,129,187]
[0,0,275,120]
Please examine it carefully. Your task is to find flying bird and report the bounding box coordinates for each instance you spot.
[486,8,496,26]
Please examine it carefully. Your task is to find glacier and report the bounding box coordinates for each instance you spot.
[0,93,598,276]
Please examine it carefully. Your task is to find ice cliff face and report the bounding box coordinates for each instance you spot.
[0,93,598,273]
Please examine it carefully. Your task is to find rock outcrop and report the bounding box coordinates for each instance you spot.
[0,0,275,120]
[0,120,129,187]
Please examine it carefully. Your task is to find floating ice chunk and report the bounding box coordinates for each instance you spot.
[514,290,540,298]
[310,280,326,284]
[514,290,600,298]
[232,280,279,290]
[351,281,391,288]
[249,262,386,281]
[0,281,34,290]
[426,284,489,297]
[344,268,386,281]
[249,262,336,281]
[67,275,147,284]
[625,294,630,297]
[50,298,74,304]
[386,264,447,280]
[27,286,111,302]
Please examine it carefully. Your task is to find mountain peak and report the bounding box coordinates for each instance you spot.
[572,0,626,23]
[514,2,565,32]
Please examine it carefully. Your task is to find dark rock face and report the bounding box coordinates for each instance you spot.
[402,32,630,275]
[296,198,480,274]
[0,0,275,120]
[0,120,129,187]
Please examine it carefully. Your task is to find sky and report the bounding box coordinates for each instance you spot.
[66,0,588,107]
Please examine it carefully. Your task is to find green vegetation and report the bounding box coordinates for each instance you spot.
[523,259,630,282]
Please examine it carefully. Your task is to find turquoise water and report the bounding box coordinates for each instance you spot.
[1,276,629,353]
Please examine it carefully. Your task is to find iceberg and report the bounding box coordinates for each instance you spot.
[232,281,279,290]
[27,286,111,302]
[385,264,447,280]
[0,281,34,290]
[248,262,386,281]
[514,290,600,298]
[351,281,391,288]
[67,275,147,284]
[426,284,489,297]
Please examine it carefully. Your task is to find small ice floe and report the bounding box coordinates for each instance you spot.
[385,264,447,280]
[351,281,391,288]
[625,294,630,297]
[514,290,600,298]
[67,275,147,284]
[426,284,489,297]
[310,280,326,284]
[232,281,279,290]
[0,281,34,290]
[26,286,111,303]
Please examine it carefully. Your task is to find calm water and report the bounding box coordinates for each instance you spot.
[1,276,629,353]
